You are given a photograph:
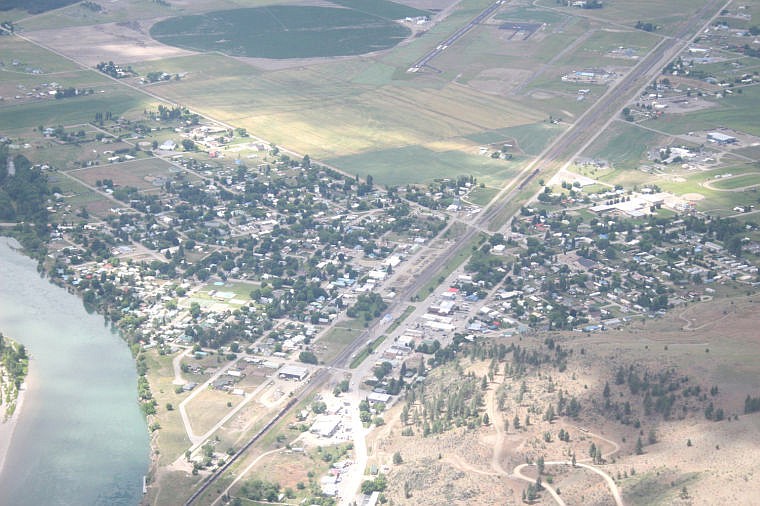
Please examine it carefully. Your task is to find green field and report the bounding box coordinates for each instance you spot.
[709,173,760,190]
[329,0,430,19]
[466,123,564,156]
[315,325,360,364]
[466,185,499,206]
[583,120,662,169]
[0,37,82,73]
[534,0,710,27]
[646,86,760,137]
[495,6,567,25]
[0,89,150,133]
[326,145,522,187]
[150,6,411,59]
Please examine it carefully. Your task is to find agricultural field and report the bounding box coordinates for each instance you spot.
[4,0,656,188]
[150,6,413,59]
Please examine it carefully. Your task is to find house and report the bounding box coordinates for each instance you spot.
[368,392,391,404]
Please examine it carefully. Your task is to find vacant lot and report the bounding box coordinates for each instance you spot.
[71,157,179,190]
[314,325,361,364]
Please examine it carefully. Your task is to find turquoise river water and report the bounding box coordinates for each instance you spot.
[0,239,149,505]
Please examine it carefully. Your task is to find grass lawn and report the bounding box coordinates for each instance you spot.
[466,186,499,206]
[49,173,113,212]
[200,281,257,300]
[315,326,361,364]
[386,305,416,334]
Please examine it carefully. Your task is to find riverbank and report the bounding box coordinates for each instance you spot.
[0,238,149,505]
[0,373,28,478]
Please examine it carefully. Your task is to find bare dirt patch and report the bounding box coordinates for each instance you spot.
[71,158,174,190]
[24,22,194,66]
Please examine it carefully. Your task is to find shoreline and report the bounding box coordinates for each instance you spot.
[0,374,29,478]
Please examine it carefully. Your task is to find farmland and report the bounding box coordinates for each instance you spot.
[150,6,413,59]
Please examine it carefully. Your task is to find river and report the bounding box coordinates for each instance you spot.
[0,239,149,505]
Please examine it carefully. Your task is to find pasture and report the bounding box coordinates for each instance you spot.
[150,6,411,59]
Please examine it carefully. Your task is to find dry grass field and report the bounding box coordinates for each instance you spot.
[366,290,760,505]
[71,157,182,190]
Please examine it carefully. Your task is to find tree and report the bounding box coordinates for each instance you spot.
[181,139,195,151]
[299,351,318,364]
[635,437,644,455]
[393,451,403,465]
[482,413,490,425]
[544,404,555,422]
[537,455,545,475]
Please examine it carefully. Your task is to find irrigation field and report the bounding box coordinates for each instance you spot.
[150,6,413,59]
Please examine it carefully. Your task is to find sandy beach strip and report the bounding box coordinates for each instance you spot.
[0,376,28,477]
